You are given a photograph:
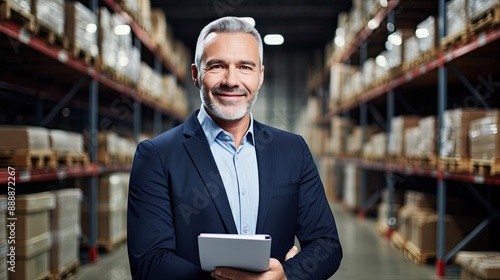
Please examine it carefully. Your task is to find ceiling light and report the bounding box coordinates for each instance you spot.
[264,34,284,45]
[239,17,255,27]
[385,41,393,50]
[86,23,97,33]
[367,19,380,30]
[375,54,387,68]
[380,0,388,7]
[335,27,344,37]
[388,33,402,46]
[415,28,430,38]
[334,36,345,47]
[114,24,131,35]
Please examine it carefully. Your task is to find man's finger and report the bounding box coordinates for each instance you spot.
[285,245,299,261]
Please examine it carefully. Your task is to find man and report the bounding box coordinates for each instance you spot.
[127,16,342,279]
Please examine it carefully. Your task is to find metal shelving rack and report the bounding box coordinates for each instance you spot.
[0,0,186,263]
[319,0,500,277]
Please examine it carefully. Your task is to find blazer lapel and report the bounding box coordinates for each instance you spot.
[182,111,238,234]
[254,122,274,234]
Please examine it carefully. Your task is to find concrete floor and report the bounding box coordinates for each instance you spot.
[75,203,460,280]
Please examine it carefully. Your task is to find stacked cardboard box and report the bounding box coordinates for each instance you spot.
[417,16,438,54]
[328,117,352,156]
[388,115,421,157]
[9,192,55,280]
[346,125,379,156]
[65,2,99,57]
[441,109,488,158]
[376,188,404,232]
[50,189,82,276]
[35,0,65,36]
[329,63,358,109]
[469,110,500,160]
[403,35,419,67]
[417,116,438,157]
[82,173,129,250]
[468,0,499,21]
[0,126,51,151]
[6,0,31,14]
[447,0,469,38]
[386,29,414,70]
[49,129,84,154]
[456,251,500,280]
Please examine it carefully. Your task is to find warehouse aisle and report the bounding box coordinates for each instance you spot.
[75,203,458,280]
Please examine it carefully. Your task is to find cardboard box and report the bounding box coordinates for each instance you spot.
[8,250,50,280]
[460,255,500,280]
[65,1,98,57]
[81,205,126,244]
[15,192,55,241]
[50,224,80,274]
[35,0,65,36]
[16,231,52,258]
[418,115,438,156]
[468,0,500,21]
[447,0,468,38]
[51,188,82,231]
[405,127,421,157]
[469,111,500,160]
[417,16,439,53]
[0,126,50,151]
[410,214,488,253]
[442,109,488,158]
[388,115,421,156]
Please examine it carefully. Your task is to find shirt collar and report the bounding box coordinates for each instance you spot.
[197,105,255,145]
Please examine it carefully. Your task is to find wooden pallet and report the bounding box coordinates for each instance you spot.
[390,230,407,251]
[470,158,500,176]
[407,154,437,169]
[403,240,436,264]
[441,29,470,50]
[35,270,53,280]
[56,152,89,168]
[439,156,470,173]
[52,259,80,280]
[0,0,37,32]
[35,22,69,50]
[96,232,127,253]
[469,4,500,34]
[0,149,57,170]
[70,46,95,66]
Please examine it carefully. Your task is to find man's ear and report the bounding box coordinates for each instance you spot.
[191,64,200,88]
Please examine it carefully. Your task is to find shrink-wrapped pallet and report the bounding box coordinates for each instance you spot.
[65,2,98,57]
[403,35,419,65]
[416,16,438,53]
[388,115,420,157]
[469,111,500,160]
[417,116,437,157]
[0,126,50,151]
[330,63,357,108]
[404,127,421,157]
[35,0,65,36]
[441,108,488,158]
[447,0,468,38]
[49,129,84,153]
[468,0,500,21]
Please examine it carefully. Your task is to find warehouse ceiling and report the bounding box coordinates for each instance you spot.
[150,0,353,51]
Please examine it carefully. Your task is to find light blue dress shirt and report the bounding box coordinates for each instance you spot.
[197,106,260,235]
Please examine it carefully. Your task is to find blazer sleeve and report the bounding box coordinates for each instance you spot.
[282,136,343,279]
[127,140,199,279]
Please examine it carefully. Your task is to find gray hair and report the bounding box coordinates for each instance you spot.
[194,16,264,71]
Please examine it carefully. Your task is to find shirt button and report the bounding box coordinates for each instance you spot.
[225,135,230,140]
[243,226,249,233]
[241,188,246,195]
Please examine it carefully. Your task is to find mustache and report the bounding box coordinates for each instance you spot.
[211,85,249,95]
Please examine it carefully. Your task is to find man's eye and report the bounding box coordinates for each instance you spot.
[240,66,251,70]
[211,65,223,69]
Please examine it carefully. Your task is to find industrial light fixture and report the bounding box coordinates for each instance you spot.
[334,36,345,47]
[239,17,256,27]
[367,19,380,30]
[375,54,387,68]
[264,34,284,45]
[415,27,430,38]
[114,24,131,35]
[85,23,97,33]
[388,33,402,46]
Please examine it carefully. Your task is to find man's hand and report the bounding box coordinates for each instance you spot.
[210,246,299,280]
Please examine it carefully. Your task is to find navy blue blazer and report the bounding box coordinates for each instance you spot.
[127,110,342,279]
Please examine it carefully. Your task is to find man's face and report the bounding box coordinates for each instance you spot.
[193,32,264,121]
